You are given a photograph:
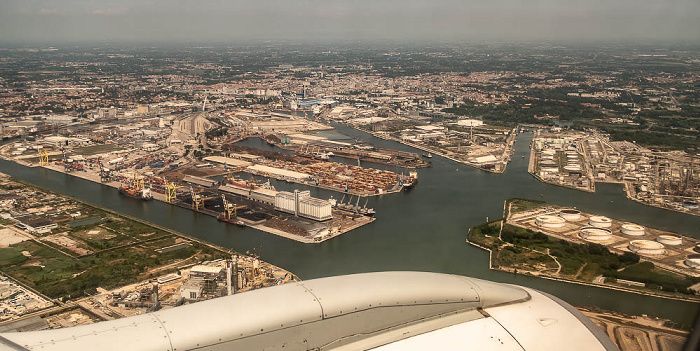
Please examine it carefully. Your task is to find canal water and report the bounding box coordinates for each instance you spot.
[0,128,698,326]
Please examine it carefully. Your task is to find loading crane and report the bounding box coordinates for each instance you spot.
[190,186,204,211]
[219,194,246,221]
[98,157,111,182]
[133,172,145,191]
[165,179,185,204]
[39,149,50,167]
[61,148,73,172]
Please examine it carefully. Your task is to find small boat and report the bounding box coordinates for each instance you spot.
[218,215,247,227]
[422,152,432,158]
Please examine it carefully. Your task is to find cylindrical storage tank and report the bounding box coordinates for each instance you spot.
[579,227,612,242]
[656,234,682,246]
[564,165,581,172]
[694,244,700,254]
[686,254,700,270]
[535,215,566,228]
[629,240,665,256]
[559,209,582,221]
[621,223,645,236]
[589,216,612,228]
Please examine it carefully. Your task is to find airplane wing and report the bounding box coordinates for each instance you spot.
[0,272,618,351]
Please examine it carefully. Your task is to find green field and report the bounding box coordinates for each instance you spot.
[71,144,123,156]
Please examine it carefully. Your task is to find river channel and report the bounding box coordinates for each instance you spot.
[0,127,698,326]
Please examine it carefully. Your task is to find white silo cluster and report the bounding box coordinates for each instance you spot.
[539,149,559,175]
[563,151,582,174]
[535,215,566,228]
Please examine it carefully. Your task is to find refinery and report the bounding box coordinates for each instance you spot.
[530,128,699,216]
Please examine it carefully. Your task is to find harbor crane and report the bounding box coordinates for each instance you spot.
[190,186,204,211]
[132,172,145,191]
[98,157,111,182]
[220,195,246,220]
[38,149,50,166]
[165,179,185,203]
[61,148,73,172]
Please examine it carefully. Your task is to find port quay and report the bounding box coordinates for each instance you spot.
[1,130,699,326]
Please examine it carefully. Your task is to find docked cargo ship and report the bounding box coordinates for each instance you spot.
[331,196,376,217]
[401,171,418,191]
[119,185,153,200]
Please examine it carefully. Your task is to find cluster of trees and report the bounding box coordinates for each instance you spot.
[205,127,228,138]
[606,262,698,294]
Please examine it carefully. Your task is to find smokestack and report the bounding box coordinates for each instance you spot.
[226,259,232,296]
[152,281,159,305]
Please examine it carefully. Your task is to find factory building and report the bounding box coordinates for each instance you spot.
[182,175,217,188]
[219,185,276,205]
[13,215,57,234]
[275,190,332,221]
[189,265,224,280]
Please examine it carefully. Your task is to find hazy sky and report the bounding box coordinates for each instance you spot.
[1,0,699,45]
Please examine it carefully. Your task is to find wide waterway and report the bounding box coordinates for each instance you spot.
[1,128,698,326]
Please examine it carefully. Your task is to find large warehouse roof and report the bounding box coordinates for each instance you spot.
[203,156,252,167]
[247,164,310,180]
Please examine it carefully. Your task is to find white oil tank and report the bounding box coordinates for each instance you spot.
[686,254,700,270]
[628,240,665,256]
[535,215,566,229]
[620,223,645,236]
[579,227,613,242]
[656,234,682,246]
[559,209,582,221]
[589,216,612,229]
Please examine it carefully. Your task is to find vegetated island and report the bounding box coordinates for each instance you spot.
[466,198,700,302]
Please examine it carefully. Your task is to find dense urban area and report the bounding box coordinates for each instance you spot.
[0,43,698,350]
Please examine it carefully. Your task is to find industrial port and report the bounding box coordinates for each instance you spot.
[0,172,295,330]
[0,106,427,242]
